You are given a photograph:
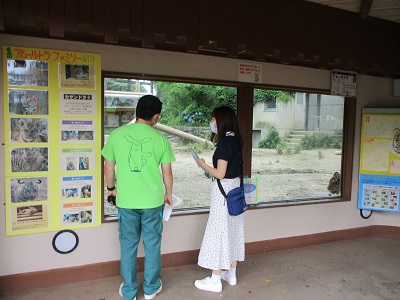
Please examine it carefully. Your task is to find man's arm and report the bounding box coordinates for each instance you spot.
[161,163,173,205]
[104,159,117,197]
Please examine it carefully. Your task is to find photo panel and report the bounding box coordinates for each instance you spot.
[10,118,48,143]
[8,89,49,115]
[59,63,95,89]
[9,177,48,203]
[7,60,49,87]
[10,147,49,173]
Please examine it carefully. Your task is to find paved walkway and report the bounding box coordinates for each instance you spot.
[1,237,400,300]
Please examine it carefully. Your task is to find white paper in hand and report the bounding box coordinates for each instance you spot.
[163,204,172,221]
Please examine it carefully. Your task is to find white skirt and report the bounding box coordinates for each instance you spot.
[198,178,245,270]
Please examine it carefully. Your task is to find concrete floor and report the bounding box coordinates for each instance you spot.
[1,237,400,300]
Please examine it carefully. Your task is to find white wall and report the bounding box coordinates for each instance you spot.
[1,34,399,277]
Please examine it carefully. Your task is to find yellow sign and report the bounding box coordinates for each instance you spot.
[3,46,102,235]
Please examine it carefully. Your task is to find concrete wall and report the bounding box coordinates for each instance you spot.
[1,34,399,277]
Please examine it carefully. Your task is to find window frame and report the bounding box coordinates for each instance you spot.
[101,72,355,223]
[263,97,277,111]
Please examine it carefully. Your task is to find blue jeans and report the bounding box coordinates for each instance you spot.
[118,205,163,300]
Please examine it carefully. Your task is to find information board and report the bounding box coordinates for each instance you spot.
[358,108,400,213]
[3,46,102,235]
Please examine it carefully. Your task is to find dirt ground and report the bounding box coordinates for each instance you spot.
[103,147,342,215]
[171,147,342,209]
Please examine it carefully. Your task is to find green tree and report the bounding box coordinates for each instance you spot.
[155,82,236,126]
[253,89,294,105]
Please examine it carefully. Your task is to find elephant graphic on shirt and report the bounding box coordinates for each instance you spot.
[124,134,152,172]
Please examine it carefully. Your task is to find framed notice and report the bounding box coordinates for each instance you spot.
[331,70,357,97]
[358,108,400,213]
[3,46,102,236]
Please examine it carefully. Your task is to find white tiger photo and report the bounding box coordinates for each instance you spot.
[10,177,48,203]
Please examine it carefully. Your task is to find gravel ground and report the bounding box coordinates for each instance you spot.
[172,147,342,209]
[104,147,342,216]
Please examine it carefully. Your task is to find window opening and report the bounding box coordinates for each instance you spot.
[252,89,344,202]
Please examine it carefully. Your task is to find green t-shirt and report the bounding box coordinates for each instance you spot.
[101,123,175,209]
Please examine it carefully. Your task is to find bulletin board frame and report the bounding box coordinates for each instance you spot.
[3,46,102,236]
[358,108,400,213]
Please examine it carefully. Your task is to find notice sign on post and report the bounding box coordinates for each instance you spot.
[331,70,357,97]
[238,62,262,83]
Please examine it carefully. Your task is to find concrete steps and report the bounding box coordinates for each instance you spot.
[285,130,309,149]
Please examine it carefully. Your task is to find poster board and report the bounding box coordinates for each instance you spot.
[3,46,102,235]
[358,108,400,213]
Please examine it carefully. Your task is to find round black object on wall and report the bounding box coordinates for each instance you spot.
[360,209,373,219]
[52,230,79,254]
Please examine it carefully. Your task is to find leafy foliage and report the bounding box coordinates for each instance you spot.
[254,89,294,105]
[301,133,342,150]
[155,82,236,126]
[259,126,282,149]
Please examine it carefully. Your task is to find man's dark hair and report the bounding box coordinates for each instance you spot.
[136,95,162,121]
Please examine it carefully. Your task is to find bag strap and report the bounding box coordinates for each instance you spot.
[217,179,227,198]
[217,155,244,198]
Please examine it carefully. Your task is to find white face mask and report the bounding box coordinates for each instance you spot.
[210,121,218,134]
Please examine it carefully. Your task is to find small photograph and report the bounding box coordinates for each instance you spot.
[62,188,79,198]
[59,63,95,89]
[10,147,48,173]
[63,213,79,224]
[80,210,93,223]
[81,184,91,198]
[10,177,48,203]
[8,89,49,115]
[7,60,48,86]
[65,64,89,80]
[10,118,48,143]
[62,131,78,141]
[66,158,77,171]
[77,131,94,141]
[79,157,89,170]
[16,205,43,221]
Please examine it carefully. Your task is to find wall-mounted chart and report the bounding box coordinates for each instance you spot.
[358,108,400,213]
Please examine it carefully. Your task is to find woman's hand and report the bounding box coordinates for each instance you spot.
[196,158,205,167]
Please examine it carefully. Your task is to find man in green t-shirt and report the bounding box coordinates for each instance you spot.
[102,95,175,300]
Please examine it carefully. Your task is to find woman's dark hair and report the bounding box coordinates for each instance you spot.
[136,95,162,121]
[211,106,243,147]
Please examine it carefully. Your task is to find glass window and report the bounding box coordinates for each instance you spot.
[252,89,344,203]
[103,76,237,220]
[102,75,352,221]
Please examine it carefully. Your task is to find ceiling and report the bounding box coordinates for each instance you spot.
[1,0,399,77]
[307,0,400,24]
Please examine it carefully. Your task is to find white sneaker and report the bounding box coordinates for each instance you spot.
[144,281,162,300]
[119,282,136,300]
[221,271,237,286]
[194,276,222,292]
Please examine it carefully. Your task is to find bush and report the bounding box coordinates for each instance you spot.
[276,143,284,154]
[301,134,316,150]
[259,126,282,149]
[301,133,342,150]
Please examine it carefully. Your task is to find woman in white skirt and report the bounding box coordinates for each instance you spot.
[194,106,245,293]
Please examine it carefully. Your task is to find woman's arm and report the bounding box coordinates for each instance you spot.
[196,158,227,179]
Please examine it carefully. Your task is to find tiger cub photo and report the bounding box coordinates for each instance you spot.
[11,118,48,143]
